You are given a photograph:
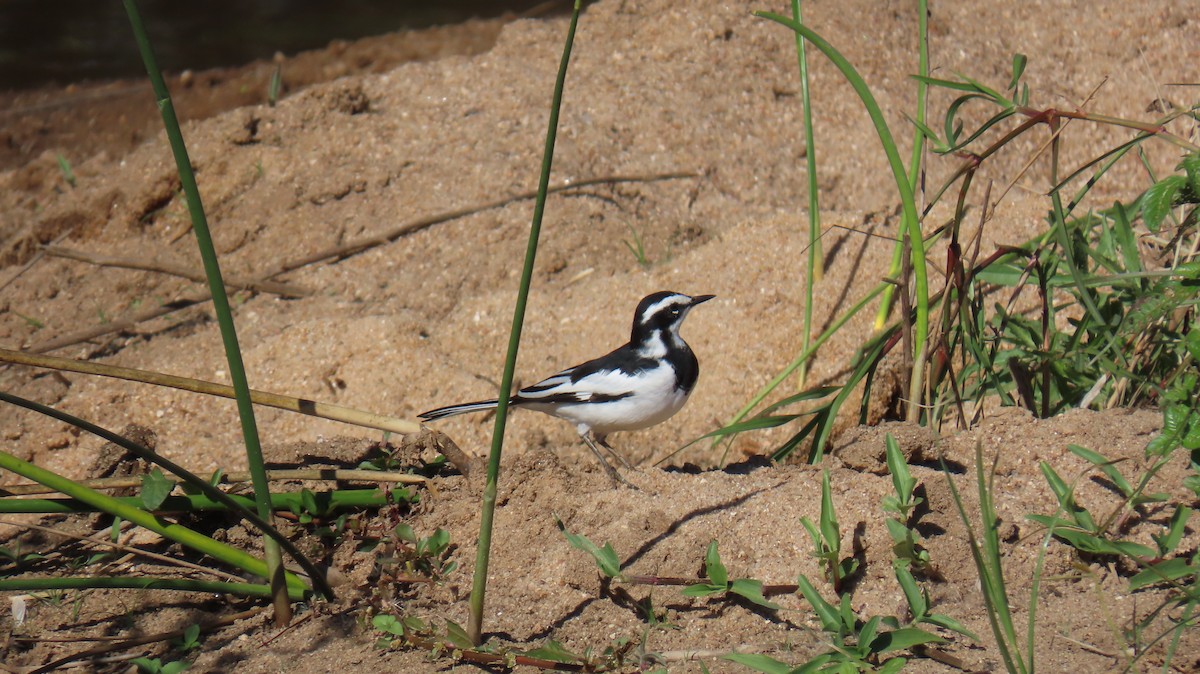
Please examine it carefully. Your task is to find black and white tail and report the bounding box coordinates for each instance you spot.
[418,399,501,421]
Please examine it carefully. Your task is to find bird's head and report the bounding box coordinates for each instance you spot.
[631,291,714,349]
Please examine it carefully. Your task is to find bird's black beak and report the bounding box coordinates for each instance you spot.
[690,294,716,305]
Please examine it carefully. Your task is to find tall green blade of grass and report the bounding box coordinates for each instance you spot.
[122,0,303,619]
[756,11,929,421]
[792,0,822,391]
[943,443,1032,674]
[467,0,582,646]
[878,0,930,349]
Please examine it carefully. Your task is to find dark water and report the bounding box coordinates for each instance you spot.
[0,0,550,90]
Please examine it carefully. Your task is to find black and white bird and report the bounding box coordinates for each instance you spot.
[419,291,714,483]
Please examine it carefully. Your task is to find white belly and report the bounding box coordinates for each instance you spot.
[521,364,691,435]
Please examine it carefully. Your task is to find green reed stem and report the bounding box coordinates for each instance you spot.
[0,390,332,599]
[0,451,308,600]
[122,0,296,616]
[467,0,582,646]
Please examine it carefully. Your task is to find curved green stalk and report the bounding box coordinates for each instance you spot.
[467,0,582,646]
[756,11,929,420]
[0,451,309,600]
[122,0,295,615]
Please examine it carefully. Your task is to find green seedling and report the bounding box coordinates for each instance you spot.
[13,312,45,330]
[882,435,932,572]
[0,544,45,568]
[681,540,780,610]
[1027,462,1156,559]
[389,524,456,580]
[140,468,176,510]
[1067,445,1167,508]
[800,470,858,591]
[371,613,429,649]
[944,443,1034,674]
[623,223,650,267]
[889,562,977,639]
[172,623,202,653]
[1129,505,1197,592]
[558,515,624,581]
[56,154,76,187]
[131,657,191,674]
[728,574,943,673]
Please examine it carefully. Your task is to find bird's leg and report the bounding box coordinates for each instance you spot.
[580,432,636,489]
[593,433,634,469]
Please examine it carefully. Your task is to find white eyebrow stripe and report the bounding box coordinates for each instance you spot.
[639,295,688,324]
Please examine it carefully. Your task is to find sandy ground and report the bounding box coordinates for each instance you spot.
[1,0,1198,671]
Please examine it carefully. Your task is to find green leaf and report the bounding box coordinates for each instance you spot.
[885,434,917,504]
[878,657,909,674]
[859,615,883,652]
[1142,175,1186,232]
[1068,445,1134,496]
[556,516,622,578]
[372,614,405,636]
[132,658,163,674]
[923,613,980,640]
[681,583,725,598]
[300,488,319,515]
[869,626,944,654]
[704,540,728,588]
[796,574,840,632]
[818,471,840,556]
[721,653,794,674]
[1129,557,1198,591]
[161,662,192,674]
[1152,506,1191,556]
[393,523,417,544]
[1009,53,1027,89]
[730,578,781,609]
[1178,153,1200,198]
[444,620,473,649]
[893,562,926,618]
[522,639,581,664]
[140,468,175,511]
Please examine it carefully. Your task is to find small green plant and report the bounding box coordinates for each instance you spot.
[888,562,976,639]
[623,223,650,267]
[681,541,780,610]
[728,574,945,673]
[131,656,191,674]
[387,524,456,580]
[1027,462,1156,559]
[558,515,624,581]
[372,613,430,649]
[944,443,1035,674]
[13,311,45,330]
[881,435,932,572]
[800,470,858,591]
[172,623,202,653]
[56,154,76,188]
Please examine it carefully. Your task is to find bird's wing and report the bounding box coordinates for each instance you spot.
[515,349,647,405]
